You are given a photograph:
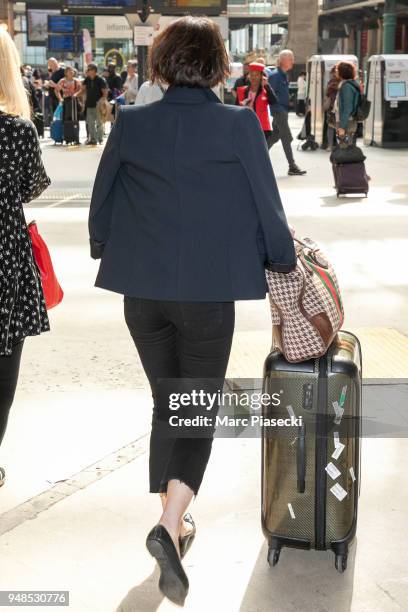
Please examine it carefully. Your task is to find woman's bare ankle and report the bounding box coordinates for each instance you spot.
[158,514,181,557]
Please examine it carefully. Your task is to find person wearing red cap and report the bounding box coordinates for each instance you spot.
[236,62,277,148]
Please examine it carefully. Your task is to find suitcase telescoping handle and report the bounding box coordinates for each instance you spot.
[296,422,306,493]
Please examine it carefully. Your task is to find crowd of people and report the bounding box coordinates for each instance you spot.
[20,57,163,146]
[231,50,365,169]
[20,48,365,165]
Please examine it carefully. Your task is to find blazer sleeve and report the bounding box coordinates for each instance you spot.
[232,107,297,273]
[88,107,125,259]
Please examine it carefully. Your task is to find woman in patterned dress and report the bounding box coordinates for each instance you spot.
[0,29,50,486]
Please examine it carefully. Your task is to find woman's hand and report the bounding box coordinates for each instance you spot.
[289,225,296,238]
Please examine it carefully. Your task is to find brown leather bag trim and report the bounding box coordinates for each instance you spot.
[309,312,334,347]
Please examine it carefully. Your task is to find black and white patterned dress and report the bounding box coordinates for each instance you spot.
[0,113,51,356]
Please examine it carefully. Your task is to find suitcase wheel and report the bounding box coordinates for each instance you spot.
[267,547,281,568]
[335,553,348,573]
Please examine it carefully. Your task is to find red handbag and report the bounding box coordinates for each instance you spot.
[28,220,64,309]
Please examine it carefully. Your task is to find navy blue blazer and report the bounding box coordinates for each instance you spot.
[88,85,296,301]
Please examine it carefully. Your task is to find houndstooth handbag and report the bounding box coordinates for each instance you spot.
[265,237,344,363]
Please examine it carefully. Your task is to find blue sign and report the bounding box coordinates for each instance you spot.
[48,34,76,52]
[48,15,75,33]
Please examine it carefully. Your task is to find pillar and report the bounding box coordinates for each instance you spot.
[383,0,397,53]
[248,24,253,52]
[286,0,319,76]
[0,0,13,34]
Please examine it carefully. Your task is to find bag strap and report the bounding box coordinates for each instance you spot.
[293,236,318,251]
[293,237,329,270]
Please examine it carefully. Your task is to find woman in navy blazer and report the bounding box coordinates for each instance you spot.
[89,16,296,605]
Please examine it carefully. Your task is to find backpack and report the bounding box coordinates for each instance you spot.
[348,81,371,122]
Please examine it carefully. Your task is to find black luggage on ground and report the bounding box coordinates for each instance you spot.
[261,330,362,573]
[43,92,53,128]
[332,162,369,197]
[330,143,366,165]
[34,90,46,135]
[63,97,80,145]
[33,111,44,138]
[330,139,369,197]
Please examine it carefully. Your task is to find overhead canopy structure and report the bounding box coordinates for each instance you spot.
[319,0,408,27]
[229,14,287,31]
[61,0,228,16]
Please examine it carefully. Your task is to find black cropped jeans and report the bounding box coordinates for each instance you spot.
[124,297,235,496]
[0,339,24,447]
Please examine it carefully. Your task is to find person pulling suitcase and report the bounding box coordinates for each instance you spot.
[328,61,371,197]
[263,234,362,573]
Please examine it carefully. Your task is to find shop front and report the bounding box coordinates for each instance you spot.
[94,15,134,70]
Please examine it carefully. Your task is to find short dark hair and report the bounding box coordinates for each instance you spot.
[87,62,98,72]
[148,16,229,88]
[336,61,356,81]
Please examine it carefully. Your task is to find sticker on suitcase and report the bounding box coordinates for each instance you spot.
[332,442,345,460]
[330,483,348,501]
[325,462,341,480]
[287,503,296,519]
[339,385,348,408]
[332,401,344,425]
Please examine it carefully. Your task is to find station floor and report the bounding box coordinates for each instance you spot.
[0,115,407,611]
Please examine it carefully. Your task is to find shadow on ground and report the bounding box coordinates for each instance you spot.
[238,539,357,612]
[115,539,357,612]
[320,195,368,207]
[117,566,165,612]
[391,184,408,204]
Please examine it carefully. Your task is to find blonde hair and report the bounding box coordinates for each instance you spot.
[0,29,31,120]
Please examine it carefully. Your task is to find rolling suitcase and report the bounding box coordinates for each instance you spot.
[50,119,64,144]
[261,330,362,573]
[332,161,369,198]
[63,97,80,145]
